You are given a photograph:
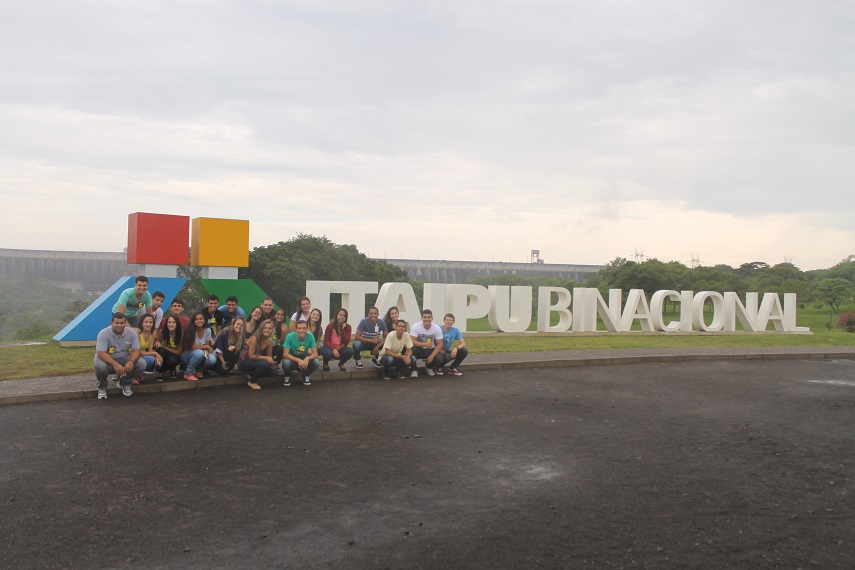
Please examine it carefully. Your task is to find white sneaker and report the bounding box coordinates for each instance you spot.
[410,370,418,378]
[120,384,133,397]
[97,389,108,400]
[426,367,436,377]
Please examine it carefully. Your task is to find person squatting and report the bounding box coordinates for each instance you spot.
[95,277,470,399]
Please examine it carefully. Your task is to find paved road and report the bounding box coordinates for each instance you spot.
[2,358,854,569]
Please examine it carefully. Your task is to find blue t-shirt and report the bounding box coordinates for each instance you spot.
[442,327,462,350]
[356,318,387,341]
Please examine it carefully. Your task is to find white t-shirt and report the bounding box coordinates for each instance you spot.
[409,322,443,347]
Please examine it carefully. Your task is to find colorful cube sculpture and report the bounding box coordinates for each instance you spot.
[127,213,190,265]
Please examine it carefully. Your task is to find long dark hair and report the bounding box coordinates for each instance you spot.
[308,308,323,343]
[333,308,349,335]
[182,311,206,350]
[383,306,399,332]
[250,319,273,356]
[161,315,183,347]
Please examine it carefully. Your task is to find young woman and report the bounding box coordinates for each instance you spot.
[307,308,323,348]
[180,311,217,381]
[244,306,264,337]
[383,306,400,334]
[238,319,278,390]
[320,308,353,371]
[134,313,162,382]
[288,296,311,332]
[155,315,183,380]
[441,313,468,376]
[212,316,246,375]
[271,308,288,363]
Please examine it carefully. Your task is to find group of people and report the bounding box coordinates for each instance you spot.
[95,276,470,399]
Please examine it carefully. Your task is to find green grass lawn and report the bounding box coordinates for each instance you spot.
[1,307,852,381]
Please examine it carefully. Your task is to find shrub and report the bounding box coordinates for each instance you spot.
[838,311,855,333]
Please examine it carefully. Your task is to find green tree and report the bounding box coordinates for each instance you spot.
[12,315,56,341]
[245,234,411,309]
[811,277,855,318]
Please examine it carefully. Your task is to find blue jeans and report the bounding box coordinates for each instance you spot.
[281,358,319,379]
[94,357,146,389]
[412,347,446,370]
[140,355,158,372]
[319,346,354,366]
[380,354,415,376]
[180,349,216,375]
[352,340,383,360]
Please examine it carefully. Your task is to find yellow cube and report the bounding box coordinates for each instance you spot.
[191,218,250,267]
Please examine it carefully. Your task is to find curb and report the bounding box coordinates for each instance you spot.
[2,349,854,406]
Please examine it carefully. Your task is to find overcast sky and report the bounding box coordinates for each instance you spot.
[1,0,853,270]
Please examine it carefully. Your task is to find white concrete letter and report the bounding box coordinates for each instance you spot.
[489,286,532,333]
[537,287,572,332]
[783,293,810,332]
[446,284,491,332]
[757,293,786,332]
[376,282,420,325]
[723,292,759,332]
[650,290,681,332]
[692,291,725,331]
[620,289,653,331]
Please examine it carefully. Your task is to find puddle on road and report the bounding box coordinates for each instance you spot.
[808,379,855,387]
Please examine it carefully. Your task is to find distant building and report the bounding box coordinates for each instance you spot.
[0,248,603,291]
[0,249,138,293]
[378,258,602,284]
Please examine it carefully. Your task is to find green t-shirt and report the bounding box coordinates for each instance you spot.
[283,331,316,358]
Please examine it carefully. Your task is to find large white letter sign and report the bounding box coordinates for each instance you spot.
[446,285,491,332]
[376,282,421,325]
[783,293,810,332]
[488,286,533,333]
[756,293,786,332]
[650,290,681,332]
[537,287,572,332]
[693,291,725,331]
[572,288,622,332]
[723,292,759,332]
[621,289,654,332]
[423,283,448,323]
[306,281,379,324]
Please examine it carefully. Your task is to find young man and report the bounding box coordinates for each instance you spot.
[280,321,319,386]
[218,295,245,327]
[440,313,468,376]
[160,298,190,330]
[111,276,153,328]
[380,320,414,380]
[409,309,445,377]
[260,297,276,322]
[201,294,225,335]
[94,312,146,399]
[352,306,388,368]
[151,291,166,329]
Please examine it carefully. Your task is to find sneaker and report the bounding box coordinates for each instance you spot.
[323,364,330,372]
[108,374,118,382]
[302,376,311,386]
[435,368,444,376]
[120,384,133,397]
[449,368,463,376]
[184,373,198,381]
[157,372,165,382]
[196,371,204,379]
[283,376,291,387]
[354,358,363,368]
[394,369,405,379]
[426,367,436,377]
[371,356,382,368]
[97,389,108,400]
[382,373,390,380]
[410,370,418,378]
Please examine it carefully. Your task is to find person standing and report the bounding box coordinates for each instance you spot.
[94,313,146,399]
